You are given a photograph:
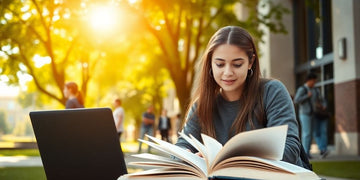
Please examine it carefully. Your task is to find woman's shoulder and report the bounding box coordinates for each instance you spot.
[261,78,286,89]
[261,78,293,110]
[261,78,290,97]
[67,98,84,108]
[66,98,77,105]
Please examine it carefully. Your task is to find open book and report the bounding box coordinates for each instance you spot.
[118,125,320,180]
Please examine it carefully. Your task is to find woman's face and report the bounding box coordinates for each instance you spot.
[63,87,70,98]
[211,44,253,100]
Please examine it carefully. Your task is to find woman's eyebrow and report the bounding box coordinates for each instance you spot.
[214,57,245,61]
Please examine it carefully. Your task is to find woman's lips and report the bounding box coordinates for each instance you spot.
[222,79,236,85]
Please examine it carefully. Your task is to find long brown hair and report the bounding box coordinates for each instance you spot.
[187,26,265,138]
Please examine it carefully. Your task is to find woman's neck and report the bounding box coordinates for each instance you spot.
[220,89,242,102]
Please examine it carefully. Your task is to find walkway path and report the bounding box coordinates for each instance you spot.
[0,156,42,167]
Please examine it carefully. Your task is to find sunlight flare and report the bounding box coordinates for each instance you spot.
[88,5,120,32]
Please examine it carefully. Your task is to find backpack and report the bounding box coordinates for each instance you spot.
[299,143,313,170]
[302,86,329,119]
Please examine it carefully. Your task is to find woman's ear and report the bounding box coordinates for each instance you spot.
[249,54,255,67]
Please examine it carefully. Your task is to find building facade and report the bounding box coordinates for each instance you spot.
[261,0,359,155]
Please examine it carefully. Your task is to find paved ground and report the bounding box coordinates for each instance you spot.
[0,153,145,168]
[0,156,42,167]
[0,151,359,180]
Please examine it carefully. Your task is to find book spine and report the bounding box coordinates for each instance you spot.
[208,176,255,180]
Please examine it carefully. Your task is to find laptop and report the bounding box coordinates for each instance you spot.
[29,108,128,180]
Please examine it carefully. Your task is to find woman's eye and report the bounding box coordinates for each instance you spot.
[216,63,224,67]
[233,64,242,68]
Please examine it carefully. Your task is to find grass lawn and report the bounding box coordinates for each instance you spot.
[0,141,139,156]
[0,167,46,180]
[312,161,360,179]
[0,149,40,156]
[0,167,142,180]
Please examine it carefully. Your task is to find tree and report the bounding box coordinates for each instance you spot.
[120,65,171,138]
[0,0,130,107]
[122,0,289,112]
[101,47,173,133]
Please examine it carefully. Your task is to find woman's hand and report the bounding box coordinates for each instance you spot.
[186,149,203,158]
[195,152,203,158]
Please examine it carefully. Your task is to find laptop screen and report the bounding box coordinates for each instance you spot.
[30,108,127,180]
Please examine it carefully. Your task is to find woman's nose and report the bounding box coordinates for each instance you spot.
[223,65,234,76]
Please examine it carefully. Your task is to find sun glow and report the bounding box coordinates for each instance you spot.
[88,6,120,32]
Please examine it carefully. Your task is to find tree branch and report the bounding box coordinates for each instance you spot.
[48,0,55,28]
[192,17,203,64]
[175,3,183,42]
[31,0,63,93]
[62,37,77,65]
[184,15,193,73]
[14,40,63,104]
[191,0,206,72]
[157,2,176,45]
[7,4,64,99]
[4,7,47,45]
[30,0,48,30]
[123,2,181,79]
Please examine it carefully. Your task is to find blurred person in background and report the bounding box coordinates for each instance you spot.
[113,98,125,140]
[158,109,171,142]
[63,82,84,109]
[138,105,155,153]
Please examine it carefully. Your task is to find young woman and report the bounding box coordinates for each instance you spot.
[175,26,307,168]
[63,82,84,109]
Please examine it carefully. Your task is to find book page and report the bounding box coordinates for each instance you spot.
[211,125,288,169]
[119,168,203,180]
[129,161,199,175]
[131,153,183,165]
[178,132,207,158]
[130,153,200,175]
[144,135,207,175]
[201,134,223,169]
[254,157,314,173]
[189,134,208,158]
[210,166,320,180]
[211,156,313,174]
[209,157,319,180]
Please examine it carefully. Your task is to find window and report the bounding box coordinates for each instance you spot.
[293,0,332,65]
[293,0,334,145]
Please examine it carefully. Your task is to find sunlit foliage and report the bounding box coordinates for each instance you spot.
[120,0,289,112]
[0,0,289,127]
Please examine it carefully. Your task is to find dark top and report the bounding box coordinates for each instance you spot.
[65,98,84,109]
[142,112,155,127]
[158,116,171,130]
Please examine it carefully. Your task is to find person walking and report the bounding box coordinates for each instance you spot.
[294,73,318,159]
[138,105,155,153]
[113,98,125,140]
[313,89,330,158]
[158,109,171,142]
[63,82,84,109]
